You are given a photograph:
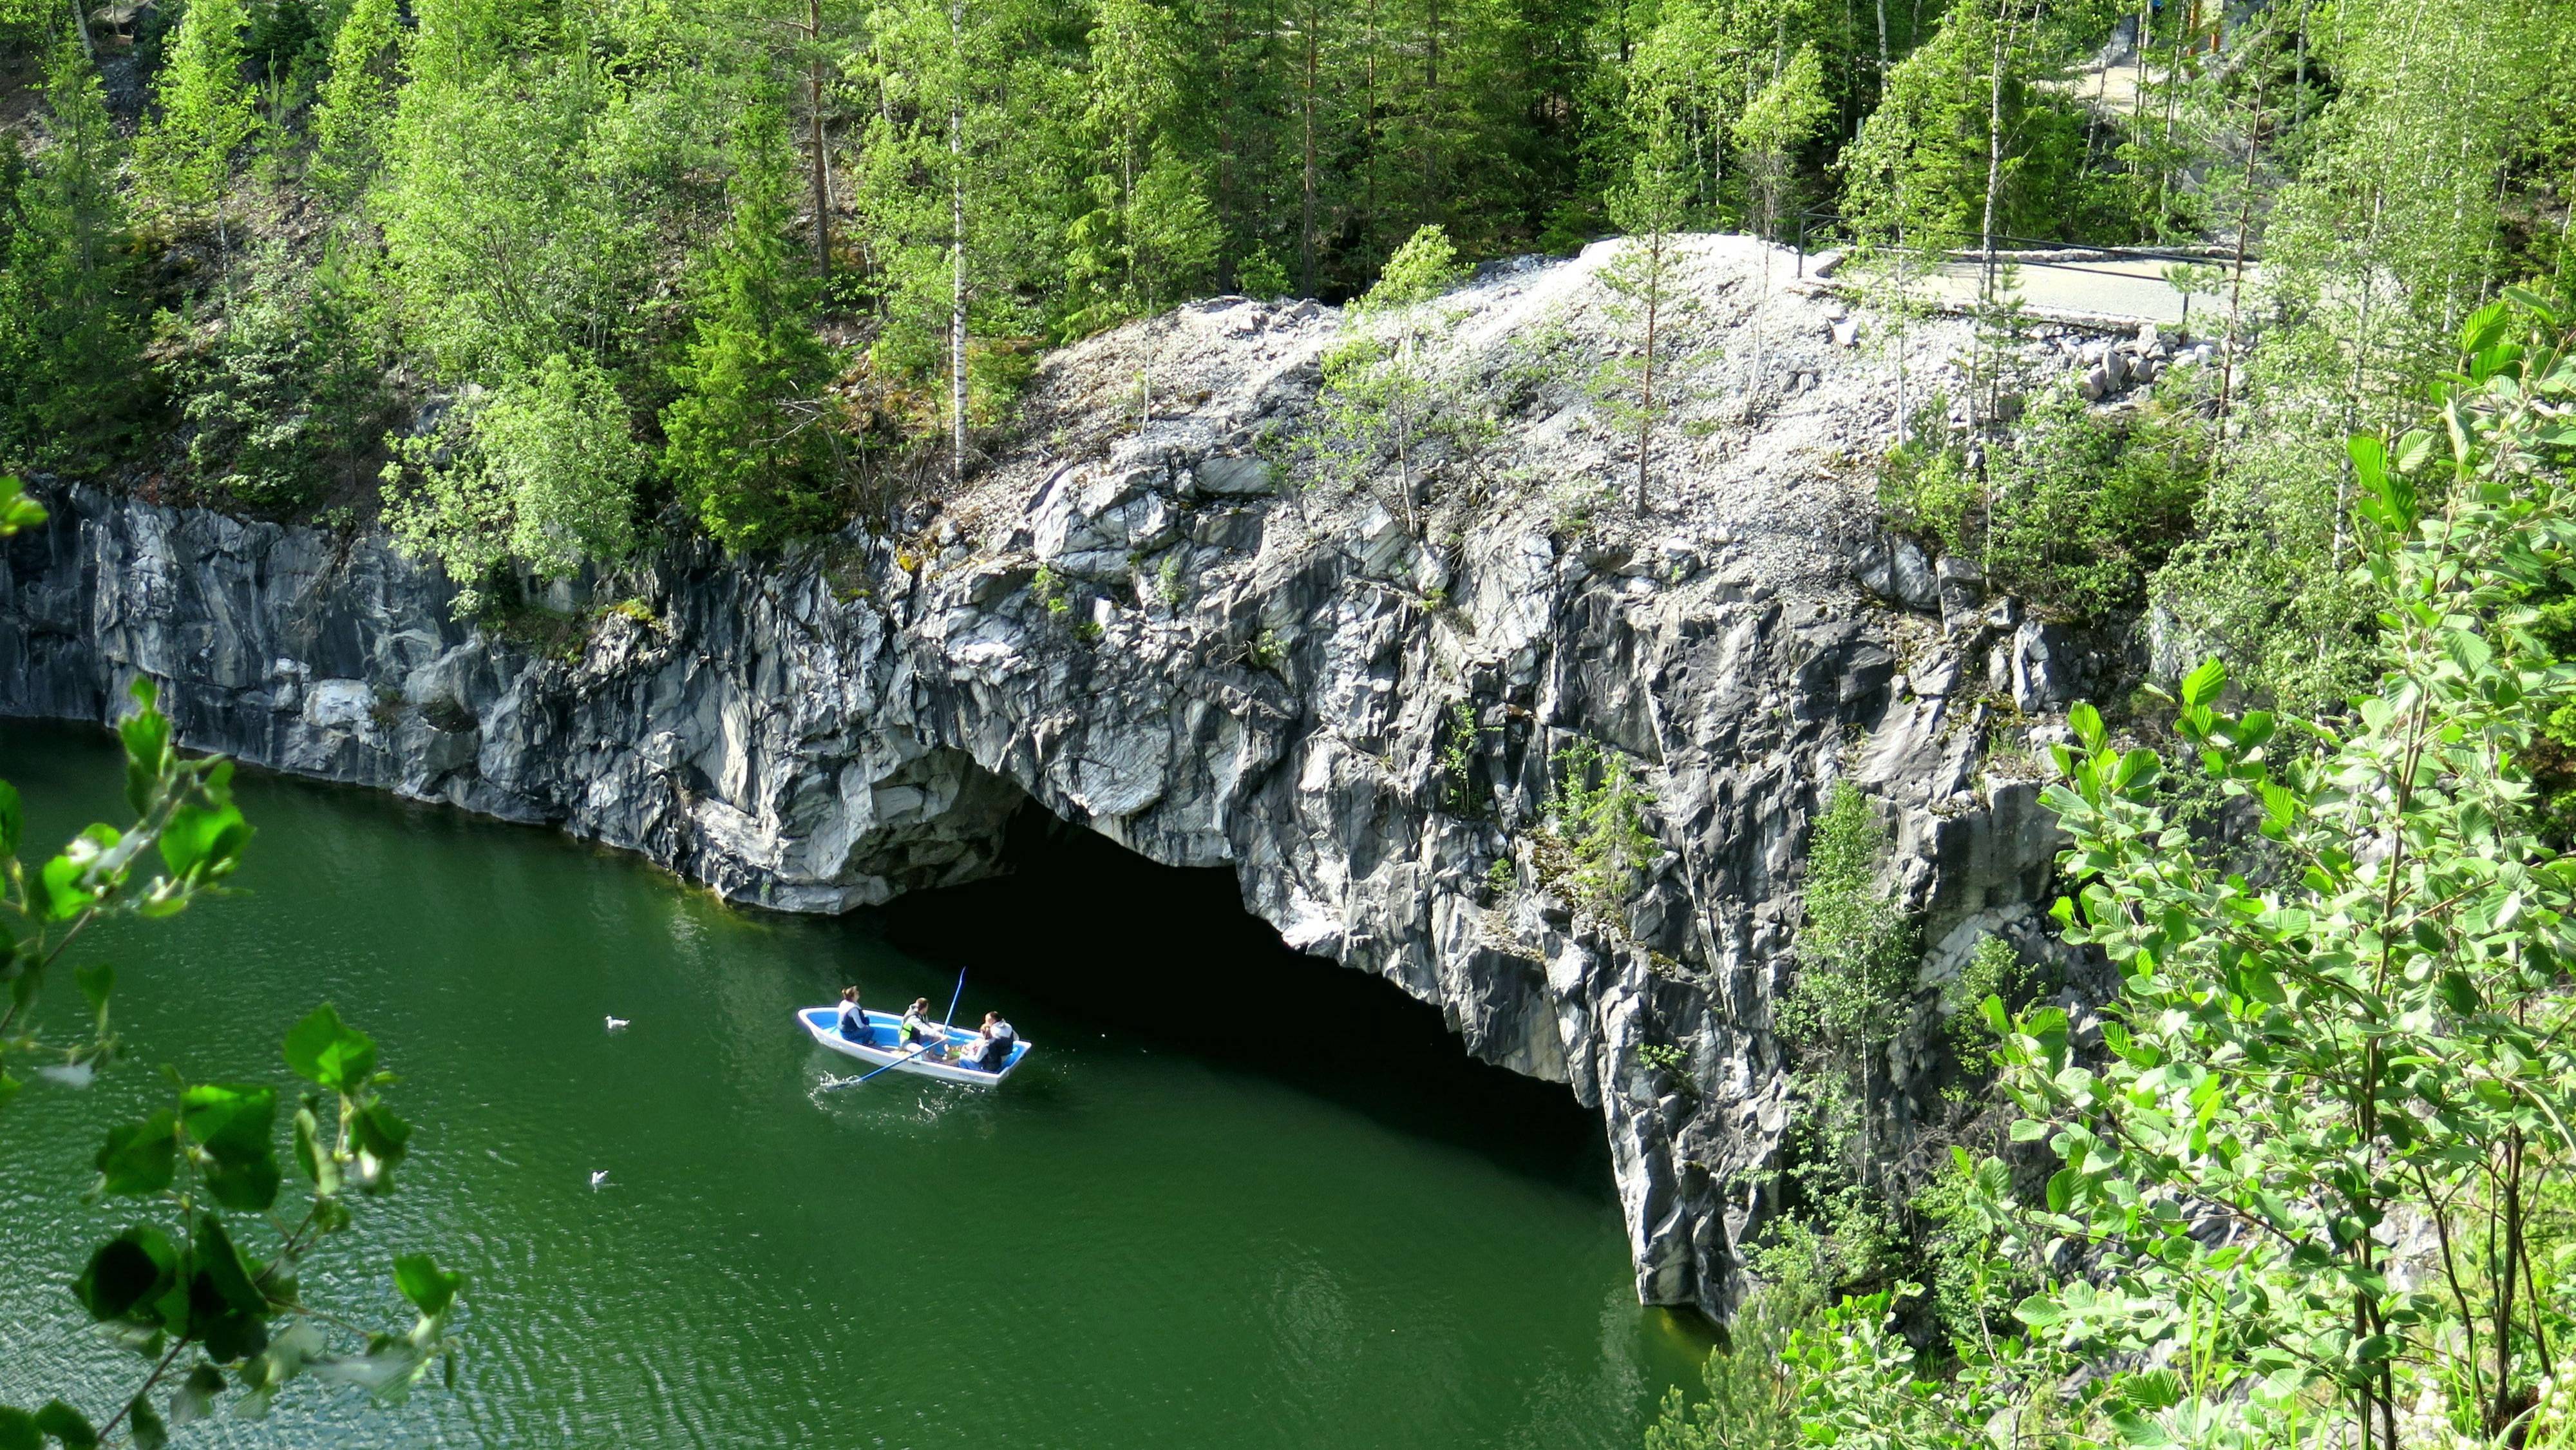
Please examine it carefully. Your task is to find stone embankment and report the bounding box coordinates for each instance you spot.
[2,234,2142,1317]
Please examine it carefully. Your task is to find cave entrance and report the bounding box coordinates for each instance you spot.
[876,804,1604,1184]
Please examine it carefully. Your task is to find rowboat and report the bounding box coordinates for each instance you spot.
[796,1007,1030,1087]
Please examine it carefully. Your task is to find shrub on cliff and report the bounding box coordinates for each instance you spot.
[382,353,645,614]
[1775,781,1918,1290]
[1877,376,2211,625]
[1778,292,2576,1450]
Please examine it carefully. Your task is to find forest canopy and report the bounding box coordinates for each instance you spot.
[0,0,2571,654]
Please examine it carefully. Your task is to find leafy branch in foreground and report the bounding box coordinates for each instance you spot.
[1776,292,2576,1450]
[2,490,464,1446]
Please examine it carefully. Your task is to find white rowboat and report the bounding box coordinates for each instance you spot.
[796,1007,1030,1087]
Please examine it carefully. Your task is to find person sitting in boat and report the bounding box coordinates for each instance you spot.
[898,998,945,1058]
[836,987,869,1042]
[967,1011,1018,1071]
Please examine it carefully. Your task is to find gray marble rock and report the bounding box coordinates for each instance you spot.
[1,239,2081,1320]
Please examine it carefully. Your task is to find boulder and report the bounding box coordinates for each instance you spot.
[2011,620,2076,711]
[1936,555,1986,632]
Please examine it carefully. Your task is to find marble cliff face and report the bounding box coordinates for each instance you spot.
[1,236,2106,1318]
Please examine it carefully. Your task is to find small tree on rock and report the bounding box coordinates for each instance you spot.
[1597,106,1692,516]
[1305,223,1470,537]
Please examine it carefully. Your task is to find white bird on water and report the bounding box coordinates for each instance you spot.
[604,1016,629,1032]
[590,1170,610,1190]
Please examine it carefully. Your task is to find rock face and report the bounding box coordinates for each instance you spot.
[0,236,2078,1319]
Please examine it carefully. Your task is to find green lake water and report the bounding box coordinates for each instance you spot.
[0,721,1709,1448]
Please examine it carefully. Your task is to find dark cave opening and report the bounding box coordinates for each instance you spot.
[876,803,1609,1188]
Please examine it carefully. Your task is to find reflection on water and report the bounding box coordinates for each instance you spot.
[0,722,1708,1448]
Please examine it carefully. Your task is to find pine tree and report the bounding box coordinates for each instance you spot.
[136,0,258,257]
[308,0,403,203]
[0,35,145,468]
[1598,108,1690,514]
[661,111,842,549]
[1063,0,1218,334]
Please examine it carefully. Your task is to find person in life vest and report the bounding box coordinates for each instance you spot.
[966,1011,1018,1071]
[898,998,946,1058]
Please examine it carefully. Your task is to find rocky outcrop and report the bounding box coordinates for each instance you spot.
[0,236,2090,1319]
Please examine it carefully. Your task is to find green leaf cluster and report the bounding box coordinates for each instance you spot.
[1544,736,1662,920]
[1777,295,2576,1450]
[1880,377,2213,625]
[2,677,464,1438]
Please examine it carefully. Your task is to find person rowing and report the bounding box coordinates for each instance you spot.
[836,987,869,1041]
[967,1011,1018,1072]
[898,998,947,1058]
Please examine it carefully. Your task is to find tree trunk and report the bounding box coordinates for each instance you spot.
[1363,0,1379,249]
[807,0,833,280]
[1424,0,1441,220]
[2492,1133,2523,1436]
[1300,9,1318,297]
[1979,0,2011,423]
[1636,234,1660,515]
[1215,0,1238,291]
[2217,62,2263,443]
[949,0,968,485]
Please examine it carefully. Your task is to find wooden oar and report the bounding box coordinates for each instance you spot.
[824,1036,944,1089]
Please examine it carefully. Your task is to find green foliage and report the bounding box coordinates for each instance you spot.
[1773,781,1917,1293]
[847,0,1077,433]
[1996,301,2576,1449]
[661,112,843,551]
[1644,1274,1817,1450]
[0,39,147,472]
[1437,698,1486,815]
[1352,225,1469,316]
[383,353,644,611]
[1880,379,2213,624]
[1909,1149,2025,1340]
[1780,783,1915,1052]
[1545,737,1660,919]
[1033,563,1071,615]
[5,0,2564,600]
[134,0,258,234]
[173,243,392,514]
[1772,298,2576,1450]
[1841,3,2154,254]
[1,672,462,1434]
[306,0,402,202]
[372,51,670,387]
[1635,1042,1688,1074]
[1733,46,1832,243]
[1944,932,2041,1049]
[1060,0,1219,336]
